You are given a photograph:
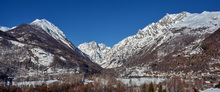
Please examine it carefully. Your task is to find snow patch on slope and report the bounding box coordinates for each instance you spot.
[30,48,54,66]
[10,40,26,47]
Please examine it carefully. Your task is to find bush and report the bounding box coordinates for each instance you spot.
[201,45,209,51]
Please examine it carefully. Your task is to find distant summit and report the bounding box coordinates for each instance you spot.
[78,41,111,65]
[0,26,12,31]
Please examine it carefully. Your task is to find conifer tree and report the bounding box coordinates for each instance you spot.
[148,82,154,92]
[158,84,163,92]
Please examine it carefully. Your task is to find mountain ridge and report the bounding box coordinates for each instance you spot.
[103,11,220,68]
[78,11,220,69]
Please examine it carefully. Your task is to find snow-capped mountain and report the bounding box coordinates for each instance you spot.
[0,26,11,31]
[0,19,102,78]
[78,41,111,65]
[30,19,76,51]
[102,11,220,68]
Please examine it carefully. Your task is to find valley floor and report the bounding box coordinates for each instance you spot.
[1,74,219,92]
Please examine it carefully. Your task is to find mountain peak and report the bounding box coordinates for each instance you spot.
[31,19,65,35]
[32,19,48,23]
[30,19,75,50]
[78,41,111,65]
[202,11,211,14]
[31,19,56,27]
[135,12,189,39]
[0,26,11,31]
[90,41,98,46]
[159,11,189,24]
[165,11,190,17]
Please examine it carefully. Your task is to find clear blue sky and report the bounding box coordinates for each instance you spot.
[0,0,220,47]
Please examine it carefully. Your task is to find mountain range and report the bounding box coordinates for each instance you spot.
[1,11,220,79]
[79,11,220,69]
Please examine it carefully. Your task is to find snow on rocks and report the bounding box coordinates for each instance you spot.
[0,26,11,31]
[30,47,54,66]
[78,41,111,65]
[172,11,220,30]
[10,40,26,47]
[59,56,66,62]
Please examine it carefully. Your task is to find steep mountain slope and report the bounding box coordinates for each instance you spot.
[78,41,111,65]
[102,11,220,68]
[0,19,102,79]
[30,19,76,50]
[144,28,220,77]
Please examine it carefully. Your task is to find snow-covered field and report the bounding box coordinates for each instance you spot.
[13,80,58,86]
[201,88,220,92]
[117,77,166,86]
